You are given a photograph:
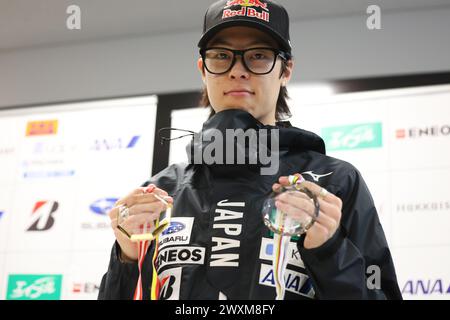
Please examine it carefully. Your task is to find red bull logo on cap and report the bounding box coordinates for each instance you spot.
[223,0,270,22]
[225,0,269,11]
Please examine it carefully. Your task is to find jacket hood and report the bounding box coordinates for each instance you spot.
[186,109,326,165]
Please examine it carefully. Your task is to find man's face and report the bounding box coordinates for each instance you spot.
[198,26,293,125]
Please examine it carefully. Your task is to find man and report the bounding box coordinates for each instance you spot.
[99,0,402,300]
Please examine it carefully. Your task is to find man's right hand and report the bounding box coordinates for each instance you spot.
[108,184,173,261]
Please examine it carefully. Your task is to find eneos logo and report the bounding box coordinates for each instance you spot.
[396,125,450,139]
[7,274,63,300]
[322,122,383,151]
[72,282,100,294]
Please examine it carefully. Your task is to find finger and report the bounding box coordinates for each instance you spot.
[277,189,313,201]
[272,183,282,192]
[108,195,168,221]
[305,221,330,244]
[317,198,341,221]
[275,199,312,223]
[277,176,293,187]
[115,185,172,206]
[128,201,167,217]
[146,186,170,198]
[313,209,338,232]
[109,206,118,220]
[119,211,160,234]
[276,191,316,215]
[115,187,150,207]
[110,217,118,229]
[301,180,342,208]
[124,192,173,207]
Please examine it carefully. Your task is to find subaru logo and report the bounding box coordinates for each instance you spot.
[162,221,185,235]
[90,198,119,215]
[265,243,273,255]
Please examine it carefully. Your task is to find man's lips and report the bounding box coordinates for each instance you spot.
[224,90,255,96]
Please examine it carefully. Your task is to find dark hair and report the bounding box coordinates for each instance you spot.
[199,59,292,121]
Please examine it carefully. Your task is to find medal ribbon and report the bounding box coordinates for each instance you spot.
[131,185,168,300]
[133,238,151,300]
[132,185,156,300]
[272,174,306,300]
[273,216,291,300]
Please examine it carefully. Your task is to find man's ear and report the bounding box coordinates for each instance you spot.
[197,58,206,85]
[281,59,294,86]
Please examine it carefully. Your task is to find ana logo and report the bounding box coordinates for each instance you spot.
[322,122,383,151]
[402,279,450,296]
[259,264,314,298]
[158,267,181,300]
[162,221,186,236]
[7,274,63,300]
[223,0,269,22]
[26,120,58,136]
[27,201,59,231]
[91,135,140,151]
[89,198,119,215]
[396,125,450,139]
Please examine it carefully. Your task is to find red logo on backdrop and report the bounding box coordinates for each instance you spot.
[26,120,58,136]
[73,283,82,293]
[27,201,59,231]
[396,129,406,139]
[225,0,269,11]
[223,0,270,22]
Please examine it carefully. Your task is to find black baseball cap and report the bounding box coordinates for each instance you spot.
[198,0,292,55]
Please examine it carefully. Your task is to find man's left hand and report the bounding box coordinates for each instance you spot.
[272,173,343,249]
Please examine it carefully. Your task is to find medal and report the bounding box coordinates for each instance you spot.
[116,185,172,300]
[262,174,319,299]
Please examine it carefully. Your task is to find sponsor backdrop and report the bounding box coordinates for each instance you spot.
[0,96,157,300]
[289,83,450,300]
[2,83,449,300]
[168,84,450,300]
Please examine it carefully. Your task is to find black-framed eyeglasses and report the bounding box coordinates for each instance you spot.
[200,47,289,75]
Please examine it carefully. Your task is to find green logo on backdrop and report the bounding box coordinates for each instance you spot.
[6,274,63,300]
[322,123,382,151]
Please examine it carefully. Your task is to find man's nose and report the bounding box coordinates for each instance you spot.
[229,56,250,79]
